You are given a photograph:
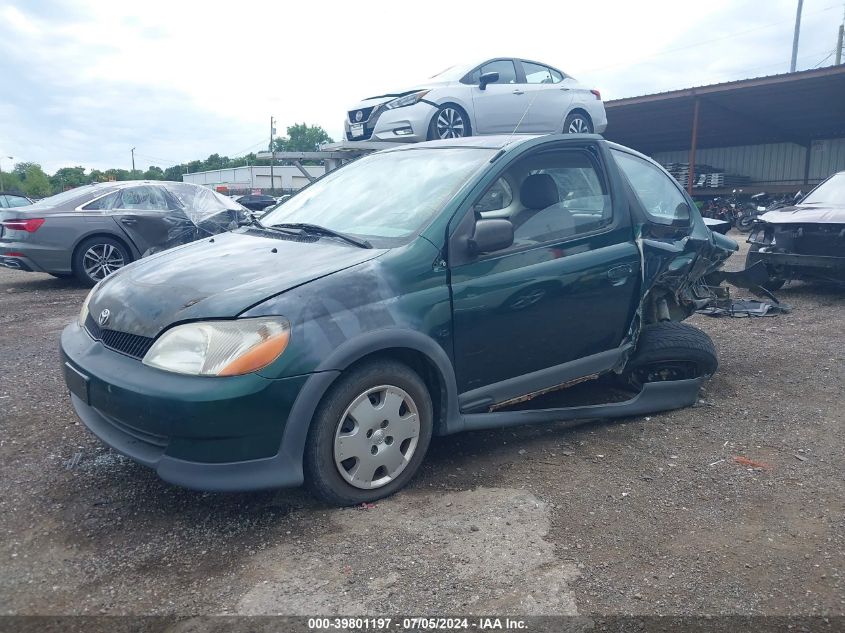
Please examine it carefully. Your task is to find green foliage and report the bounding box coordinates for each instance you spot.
[21,164,53,198]
[273,123,333,152]
[5,122,330,195]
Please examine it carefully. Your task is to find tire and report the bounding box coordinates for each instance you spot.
[622,322,718,390]
[72,236,132,287]
[304,360,434,506]
[746,244,786,291]
[563,111,593,134]
[427,105,471,140]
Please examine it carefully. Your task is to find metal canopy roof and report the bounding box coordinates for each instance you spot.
[604,66,845,154]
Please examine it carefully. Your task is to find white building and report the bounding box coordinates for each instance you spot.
[182,165,325,193]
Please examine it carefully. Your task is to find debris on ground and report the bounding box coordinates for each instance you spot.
[733,456,772,469]
[698,298,792,318]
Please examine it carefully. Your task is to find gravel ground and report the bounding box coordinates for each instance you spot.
[0,233,843,619]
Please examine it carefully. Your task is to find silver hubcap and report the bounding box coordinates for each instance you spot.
[333,385,420,490]
[436,108,466,139]
[82,243,125,281]
[567,116,590,133]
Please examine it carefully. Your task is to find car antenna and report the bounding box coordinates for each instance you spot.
[506,89,541,144]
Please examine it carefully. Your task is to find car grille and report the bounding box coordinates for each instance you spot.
[794,224,845,256]
[348,106,375,124]
[85,315,156,360]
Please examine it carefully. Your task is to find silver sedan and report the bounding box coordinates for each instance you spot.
[344,57,607,143]
[0,180,248,286]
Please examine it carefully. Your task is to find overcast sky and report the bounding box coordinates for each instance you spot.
[1,0,842,173]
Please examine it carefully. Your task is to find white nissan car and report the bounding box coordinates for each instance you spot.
[344,57,607,143]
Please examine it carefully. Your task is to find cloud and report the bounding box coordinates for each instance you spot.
[0,0,840,173]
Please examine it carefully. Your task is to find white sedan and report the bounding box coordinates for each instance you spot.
[344,57,607,143]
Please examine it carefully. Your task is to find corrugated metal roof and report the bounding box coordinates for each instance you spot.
[603,66,845,154]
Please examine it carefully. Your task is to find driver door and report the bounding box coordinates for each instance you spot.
[468,59,527,134]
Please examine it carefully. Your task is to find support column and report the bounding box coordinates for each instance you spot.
[687,98,700,195]
[803,139,813,185]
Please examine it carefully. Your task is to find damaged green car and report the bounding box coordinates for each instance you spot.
[61,134,739,505]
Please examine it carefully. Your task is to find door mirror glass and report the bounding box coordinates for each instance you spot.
[469,218,513,254]
[479,71,499,90]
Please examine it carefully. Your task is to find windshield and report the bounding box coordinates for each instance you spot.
[801,173,845,206]
[261,147,496,245]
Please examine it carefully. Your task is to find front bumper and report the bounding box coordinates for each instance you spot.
[60,321,313,491]
[344,101,436,143]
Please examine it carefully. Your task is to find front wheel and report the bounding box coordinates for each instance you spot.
[563,111,593,134]
[621,322,718,390]
[736,214,755,232]
[304,360,433,506]
[427,105,471,140]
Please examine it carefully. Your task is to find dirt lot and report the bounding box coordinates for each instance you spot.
[0,234,843,620]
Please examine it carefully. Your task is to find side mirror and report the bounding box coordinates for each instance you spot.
[478,71,499,90]
[468,218,513,255]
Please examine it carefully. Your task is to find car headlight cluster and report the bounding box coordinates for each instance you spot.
[142,317,290,377]
[384,90,430,110]
[78,284,99,326]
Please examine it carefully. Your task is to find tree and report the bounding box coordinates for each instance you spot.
[51,166,88,191]
[273,123,333,152]
[163,165,185,181]
[143,165,165,180]
[21,164,52,198]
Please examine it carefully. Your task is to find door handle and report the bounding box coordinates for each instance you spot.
[120,217,137,226]
[559,87,570,91]
[607,264,634,285]
[512,89,524,95]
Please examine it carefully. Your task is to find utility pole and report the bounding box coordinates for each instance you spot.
[837,4,844,65]
[790,0,804,72]
[131,147,136,174]
[269,116,276,194]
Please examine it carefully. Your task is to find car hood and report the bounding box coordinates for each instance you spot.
[88,230,385,338]
[759,203,845,224]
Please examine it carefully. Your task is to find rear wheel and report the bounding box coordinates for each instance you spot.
[563,111,593,134]
[622,322,718,390]
[427,105,471,140]
[72,236,132,287]
[304,360,433,506]
[746,244,786,291]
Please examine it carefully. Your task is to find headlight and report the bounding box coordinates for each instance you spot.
[142,318,290,376]
[384,90,430,110]
[78,284,99,326]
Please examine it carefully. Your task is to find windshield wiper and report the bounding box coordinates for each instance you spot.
[269,223,373,249]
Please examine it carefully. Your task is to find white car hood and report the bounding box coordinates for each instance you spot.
[759,204,845,224]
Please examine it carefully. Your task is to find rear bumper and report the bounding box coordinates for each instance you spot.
[60,321,315,491]
[0,241,70,274]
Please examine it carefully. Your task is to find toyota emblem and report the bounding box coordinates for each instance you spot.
[355,110,363,122]
[98,309,111,327]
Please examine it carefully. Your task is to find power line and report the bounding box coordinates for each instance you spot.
[581,3,841,73]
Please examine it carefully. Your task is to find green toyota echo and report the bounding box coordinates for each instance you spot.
[60,134,743,505]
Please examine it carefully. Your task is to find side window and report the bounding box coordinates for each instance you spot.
[475,178,513,213]
[476,149,613,249]
[116,185,170,211]
[82,191,119,211]
[0,196,8,208]
[612,150,689,222]
[7,195,30,207]
[467,59,518,85]
[549,68,564,83]
[522,62,558,84]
